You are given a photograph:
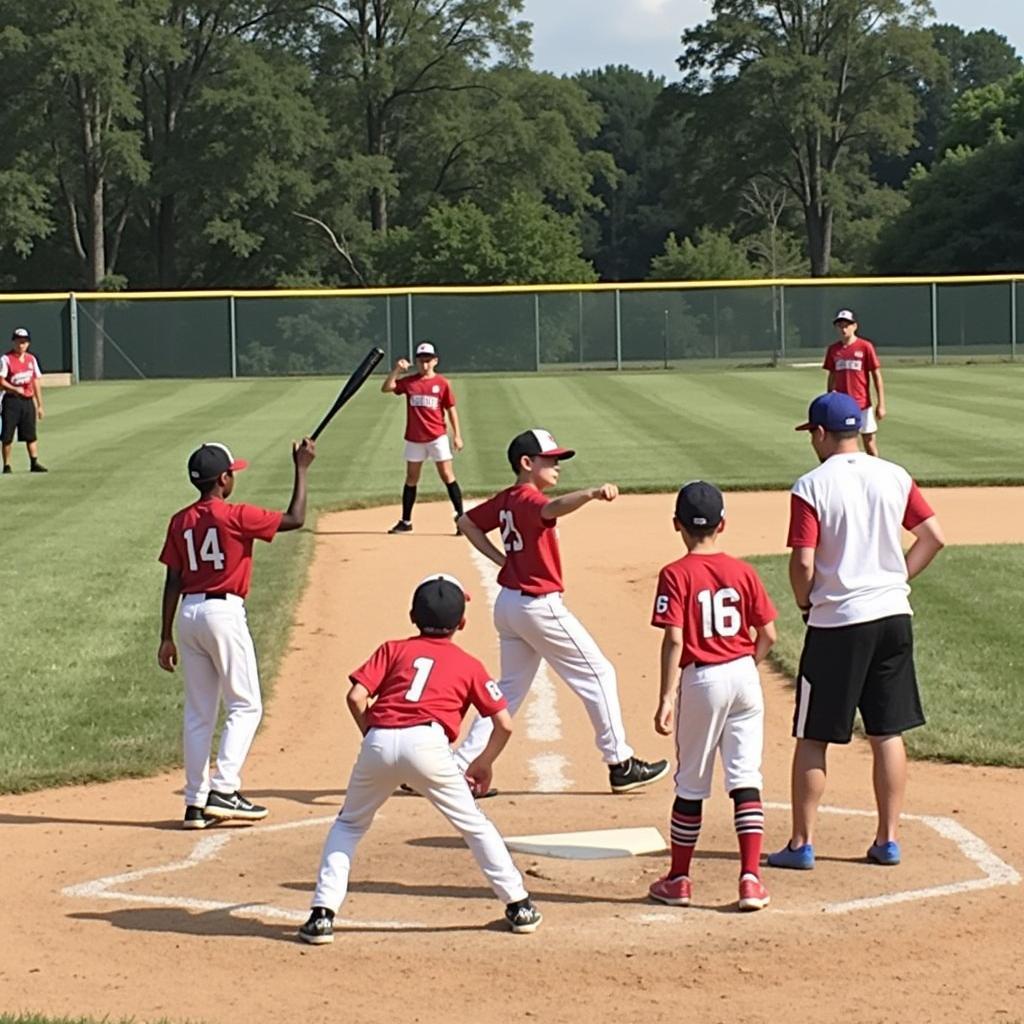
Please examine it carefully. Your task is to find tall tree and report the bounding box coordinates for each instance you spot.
[312,0,530,235]
[676,0,938,276]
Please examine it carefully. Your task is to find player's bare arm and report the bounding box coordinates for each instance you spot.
[753,621,777,664]
[278,438,316,532]
[33,375,43,419]
[448,405,463,452]
[464,708,513,795]
[542,483,619,519]
[789,547,815,613]
[826,370,835,391]
[457,515,506,568]
[905,516,945,580]
[346,682,371,735]
[871,368,886,420]
[655,626,684,736]
[157,567,183,672]
[381,358,410,393]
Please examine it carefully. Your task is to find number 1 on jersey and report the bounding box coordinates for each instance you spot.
[405,657,435,702]
[183,527,226,572]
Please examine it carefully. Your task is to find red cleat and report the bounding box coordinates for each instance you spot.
[648,875,692,907]
[738,873,770,911]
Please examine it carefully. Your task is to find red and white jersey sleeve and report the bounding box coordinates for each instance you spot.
[1,352,42,397]
[158,497,282,597]
[652,553,777,668]
[394,373,453,443]
[353,636,505,742]
[467,484,563,594]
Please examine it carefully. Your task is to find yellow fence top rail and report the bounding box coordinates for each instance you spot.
[2,273,1024,302]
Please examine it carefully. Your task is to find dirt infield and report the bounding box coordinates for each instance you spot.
[1,489,1022,1024]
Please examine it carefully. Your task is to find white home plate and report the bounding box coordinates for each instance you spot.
[506,826,667,860]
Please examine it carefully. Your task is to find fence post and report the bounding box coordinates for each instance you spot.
[534,293,541,372]
[406,292,414,360]
[69,292,80,382]
[930,282,939,365]
[713,292,720,360]
[614,289,622,370]
[778,285,787,362]
[577,291,584,365]
[1011,279,1018,361]
[385,296,393,365]
[228,295,238,378]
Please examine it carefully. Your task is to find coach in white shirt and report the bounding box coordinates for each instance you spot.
[767,392,945,872]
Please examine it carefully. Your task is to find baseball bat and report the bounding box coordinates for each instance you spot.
[310,346,385,440]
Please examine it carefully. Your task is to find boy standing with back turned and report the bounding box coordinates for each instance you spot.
[649,481,777,911]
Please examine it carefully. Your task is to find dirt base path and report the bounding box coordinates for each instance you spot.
[1,489,1022,1024]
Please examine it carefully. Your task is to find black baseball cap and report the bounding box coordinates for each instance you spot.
[415,341,438,359]
[675,480,725,531]
[833,308,857,324]
[187,442,248,483]
[411,573,469,634]
[507,428,576,472]
[11,327,30,340]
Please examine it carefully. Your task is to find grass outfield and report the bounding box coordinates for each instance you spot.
[749,545,1024,767]
[0,364,1021,792]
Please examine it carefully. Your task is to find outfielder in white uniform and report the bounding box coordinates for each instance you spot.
[648,482,777,912]
[455,429,669,793]
[299,575,541,944]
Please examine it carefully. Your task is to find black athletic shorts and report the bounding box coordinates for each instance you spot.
[793,614,925,743]
[0,394,37,444]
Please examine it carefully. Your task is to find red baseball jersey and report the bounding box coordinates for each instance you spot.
[823,337,880,409]
[467,484,563,595]
[393,373,454,443]
[1,351,42,397]
[652,552,777,668]
[158,497,282,598]
[351,635,506,742]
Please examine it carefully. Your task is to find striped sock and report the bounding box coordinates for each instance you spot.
[670,800,702,878]
[734,800,765,878]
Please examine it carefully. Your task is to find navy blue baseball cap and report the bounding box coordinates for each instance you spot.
[795,392,864,432]
[675,481,725,531]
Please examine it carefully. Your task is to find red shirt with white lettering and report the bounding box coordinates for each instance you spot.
[823,337,880,409]
[158,497,282,598]
[393,373,454,443]
[352,635,506,742]
[652,552,777,668]
[467,484,563,594]
[1,351,42,398]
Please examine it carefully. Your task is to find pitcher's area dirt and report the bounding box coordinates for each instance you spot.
[1,489,1022,1024]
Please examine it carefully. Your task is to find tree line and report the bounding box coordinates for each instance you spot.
[0,0,1020,294]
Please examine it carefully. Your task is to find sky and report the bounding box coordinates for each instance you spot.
[520,1,1024,79]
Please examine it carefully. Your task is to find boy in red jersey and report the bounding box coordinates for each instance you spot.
[0,327,47,473]
[298,574,541,944]
[381,340,464,534]
[648,481,777,912]
[455,428,669,794]
[823,309,886,456]
[158,438,315,829]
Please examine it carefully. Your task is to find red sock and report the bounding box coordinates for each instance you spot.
[735,801,764,877]
[670,810,701,878]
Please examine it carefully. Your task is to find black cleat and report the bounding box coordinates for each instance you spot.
[298,908,335,945]
[609,757,670,793]
[505,899,542,934]
[29,463,48,473]
[204,790,268,821]
[388,520,413,534]
[2,465,11,474]
[183,805,210,830]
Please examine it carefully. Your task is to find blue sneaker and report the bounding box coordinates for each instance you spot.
[766,842,815,870]
[867,840,901,865]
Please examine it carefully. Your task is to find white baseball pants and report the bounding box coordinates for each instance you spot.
[177,594,262,807]
[455,588,633,769]
[673,656,764,801]
[312,723,528,912]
